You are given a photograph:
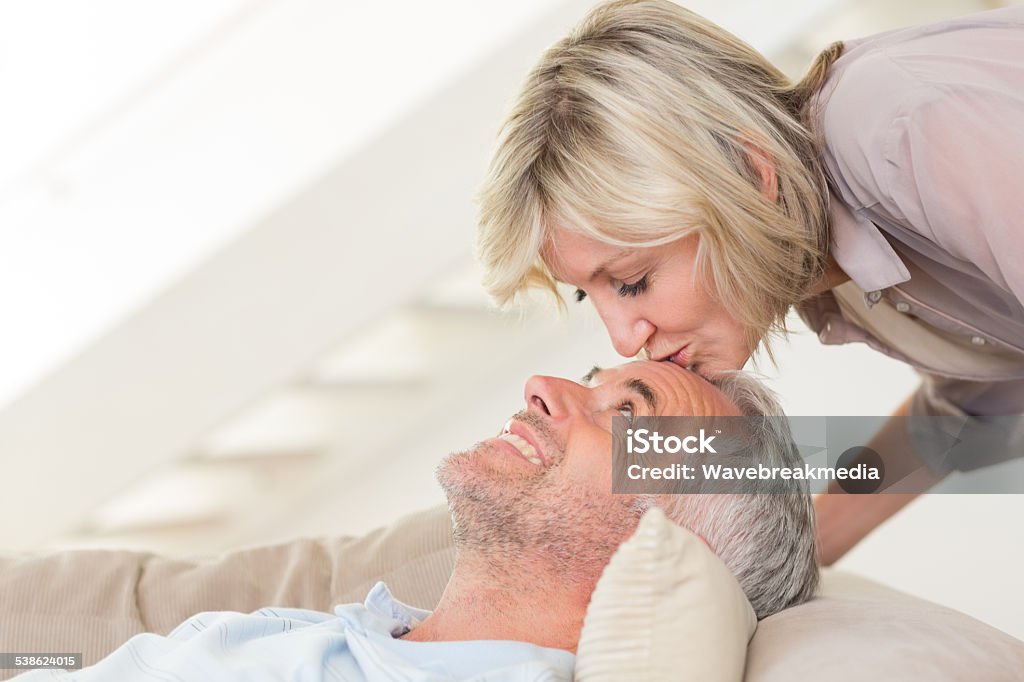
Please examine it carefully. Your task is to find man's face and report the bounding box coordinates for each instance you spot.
[437,360,741,577]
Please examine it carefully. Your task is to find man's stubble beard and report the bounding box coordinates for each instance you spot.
[437,439,642,583]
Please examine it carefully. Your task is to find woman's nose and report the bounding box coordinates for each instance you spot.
[523,375,588,419]
[605,314,656,358]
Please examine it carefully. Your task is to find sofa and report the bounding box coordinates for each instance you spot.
[2,505,1021,680]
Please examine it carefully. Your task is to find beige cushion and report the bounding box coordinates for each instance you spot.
[747,571,1024,681]
[576,507,757,682]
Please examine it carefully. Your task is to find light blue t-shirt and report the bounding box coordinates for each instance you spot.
[17,582,575,681]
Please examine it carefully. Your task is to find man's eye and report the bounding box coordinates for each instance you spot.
[616,402,636,424]
[616,275,648,298]
[574,288,587,303]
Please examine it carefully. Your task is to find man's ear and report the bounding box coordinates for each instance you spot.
[738,136,778,203]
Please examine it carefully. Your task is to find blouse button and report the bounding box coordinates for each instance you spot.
[895,302,911,313]
[866,290,883,304]
[971,336,986,346]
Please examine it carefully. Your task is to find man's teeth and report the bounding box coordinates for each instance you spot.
[498,432,542,465]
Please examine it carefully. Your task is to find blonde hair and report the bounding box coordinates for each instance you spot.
[477,0,844,352]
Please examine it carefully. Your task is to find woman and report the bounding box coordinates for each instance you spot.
[475,0,1024,564]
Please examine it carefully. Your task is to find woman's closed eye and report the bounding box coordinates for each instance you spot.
[616,275,648,298]
[573,275,648,302]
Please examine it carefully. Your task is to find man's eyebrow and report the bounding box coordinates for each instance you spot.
[624,377,658,412]
[580,365,603,386]
[580,367,658,412]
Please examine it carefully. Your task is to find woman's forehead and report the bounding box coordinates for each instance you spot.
[542,227,630,282]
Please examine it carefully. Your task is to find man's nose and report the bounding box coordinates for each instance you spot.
[598,304,656,358]
[523,375,589,419]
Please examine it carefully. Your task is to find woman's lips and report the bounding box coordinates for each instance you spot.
[667,346,690,368]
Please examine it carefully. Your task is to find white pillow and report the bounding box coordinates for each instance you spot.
[575,507,756,682]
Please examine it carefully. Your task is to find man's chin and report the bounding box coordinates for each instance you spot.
[437,442,539,494]
[440,469,642,581]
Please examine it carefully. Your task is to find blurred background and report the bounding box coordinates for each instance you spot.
[1,0,1022,638]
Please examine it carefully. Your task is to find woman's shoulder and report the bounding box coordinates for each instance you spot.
[812,8,1024,302]
[809,49,924,214]
[812,7,1024,211]
[815,7,1023,144]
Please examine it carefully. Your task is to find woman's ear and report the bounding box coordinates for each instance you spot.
[739,136,778,203]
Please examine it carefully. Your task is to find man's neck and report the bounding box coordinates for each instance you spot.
[401,553,595,653]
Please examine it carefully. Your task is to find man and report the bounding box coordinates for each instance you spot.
[18,361,817,681]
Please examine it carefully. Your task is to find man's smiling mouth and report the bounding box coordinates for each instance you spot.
[498,419,550,466]
[497,431,543,466]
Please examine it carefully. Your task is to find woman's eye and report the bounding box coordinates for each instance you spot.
[574,288,587,303]
[616,275,648,298]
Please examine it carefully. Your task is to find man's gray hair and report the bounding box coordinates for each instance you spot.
[647,371,819,619]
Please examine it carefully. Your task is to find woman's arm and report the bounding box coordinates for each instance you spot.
[814,393,945,566]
